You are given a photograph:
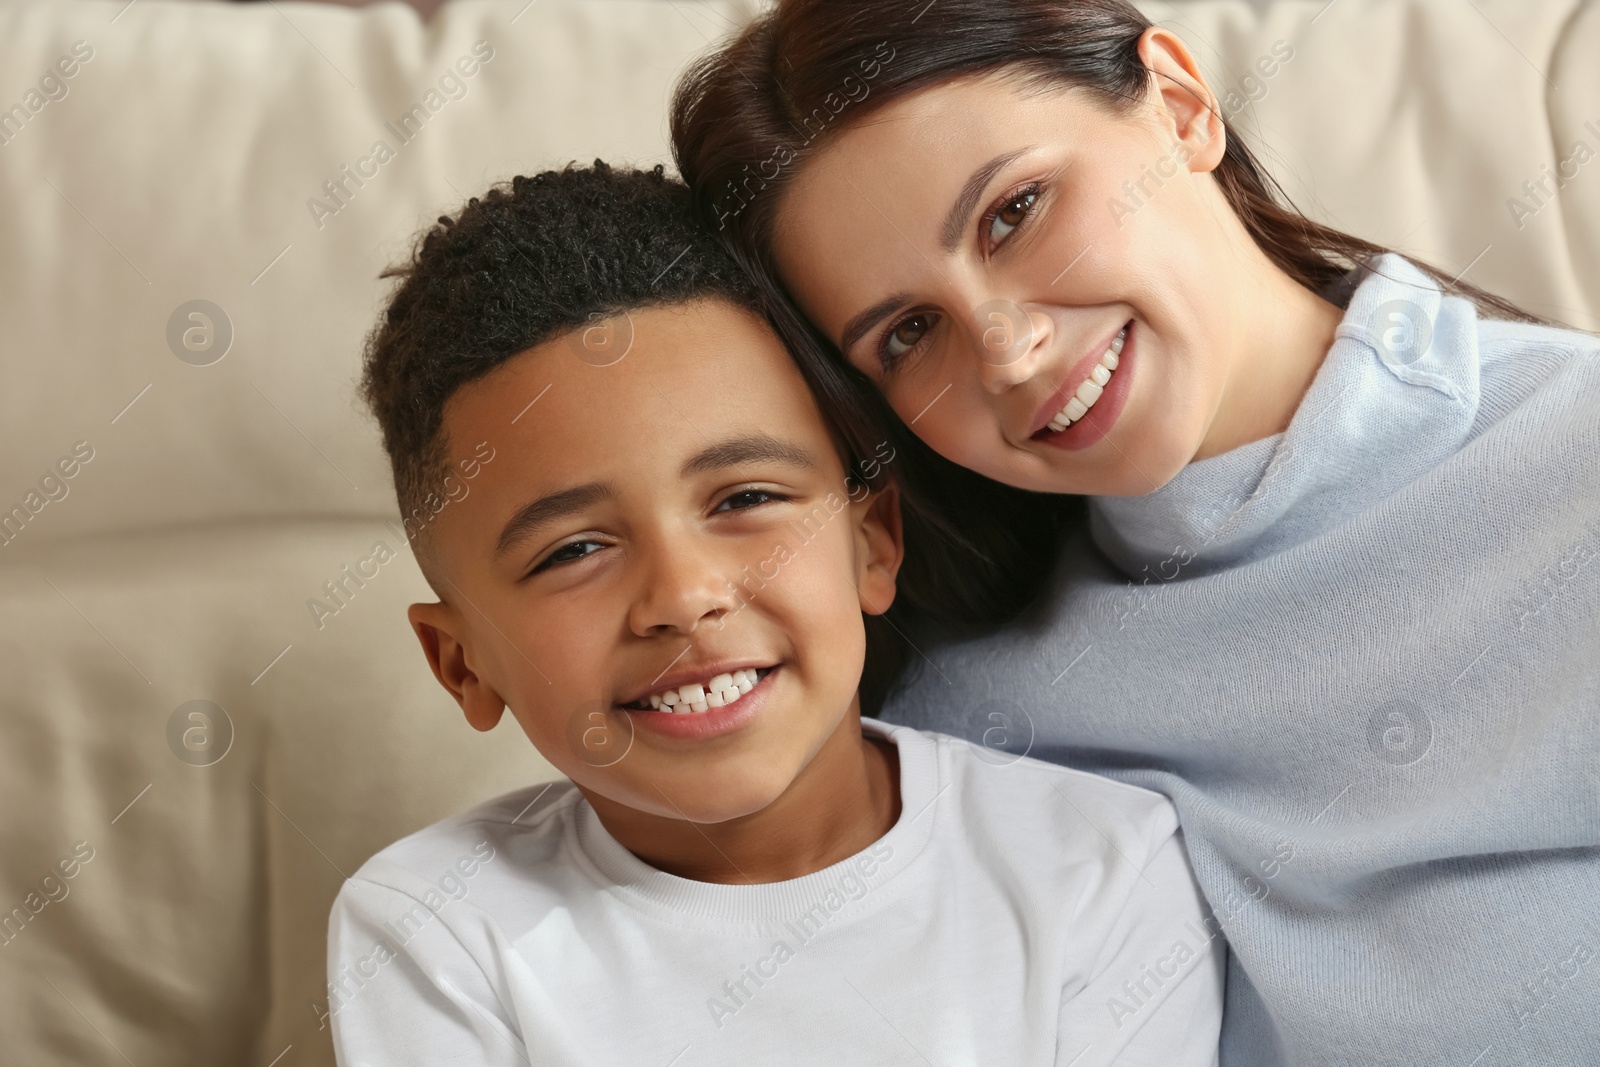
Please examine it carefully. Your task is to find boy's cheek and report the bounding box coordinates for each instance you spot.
[757,542,870,676]
[491,610,623,772]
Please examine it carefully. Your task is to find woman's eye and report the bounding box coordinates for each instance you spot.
[532,539,604,574]
[716,489,783,513]
[988,188,1038,245]
[883,313,938,367]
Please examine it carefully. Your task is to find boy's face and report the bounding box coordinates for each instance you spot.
[409,299,903,825]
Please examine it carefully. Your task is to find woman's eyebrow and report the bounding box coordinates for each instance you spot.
[837,148,1036,358]
[939,147,1031,252]
[840,292,912,354]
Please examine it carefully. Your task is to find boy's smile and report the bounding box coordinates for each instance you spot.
[407,299,904,882]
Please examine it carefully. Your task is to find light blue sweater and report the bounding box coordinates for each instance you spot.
[880,254,1600,1065]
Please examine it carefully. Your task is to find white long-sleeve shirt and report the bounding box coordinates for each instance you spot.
[327,718,1223,1066]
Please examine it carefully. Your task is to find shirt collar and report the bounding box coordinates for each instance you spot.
[1087,254,1483,577]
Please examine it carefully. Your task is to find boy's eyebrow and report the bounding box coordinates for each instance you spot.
[492,436,814,560]
[680,434,819,477]
[494,483,613,559]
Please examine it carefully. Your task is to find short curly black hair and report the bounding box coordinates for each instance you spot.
[360,161,764,568]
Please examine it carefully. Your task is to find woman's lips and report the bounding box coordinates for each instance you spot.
[623,665,777,741]
[1031,319,1136,452]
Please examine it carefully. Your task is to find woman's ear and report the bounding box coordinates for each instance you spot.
[852,481,905,617]
[1136,26,1227,174]
[408,600,507,732]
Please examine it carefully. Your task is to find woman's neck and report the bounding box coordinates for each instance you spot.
[582,712,902,885]
[1194,239,1347,463]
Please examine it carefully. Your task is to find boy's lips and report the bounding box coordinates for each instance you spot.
[623,665,779,741]
[617,658,777,709]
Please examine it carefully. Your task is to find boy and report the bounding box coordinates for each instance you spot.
[330,162,1222,1065]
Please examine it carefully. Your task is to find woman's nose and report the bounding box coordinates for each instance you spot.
[966,299,1052,393]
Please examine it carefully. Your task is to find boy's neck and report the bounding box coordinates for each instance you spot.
[582,709,902,885]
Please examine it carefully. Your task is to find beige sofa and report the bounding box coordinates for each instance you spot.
[1,0,1595,1063]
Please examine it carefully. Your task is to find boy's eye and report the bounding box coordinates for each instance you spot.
[531,539,605,575]
[987,186,1039,245]
[715,489,784,513]
[881,313,938,370]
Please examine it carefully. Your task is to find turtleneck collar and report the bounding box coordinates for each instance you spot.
[1088,253,1483,578]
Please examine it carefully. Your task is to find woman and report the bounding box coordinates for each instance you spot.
[671,1,1600,1064]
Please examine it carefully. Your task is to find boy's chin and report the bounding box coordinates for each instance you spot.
[635,766,798,826]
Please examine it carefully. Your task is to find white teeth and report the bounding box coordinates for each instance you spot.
[1043,325,1126,433]
[636,668,766,715]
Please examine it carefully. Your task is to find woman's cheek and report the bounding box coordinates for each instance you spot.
[916,390,1002,478]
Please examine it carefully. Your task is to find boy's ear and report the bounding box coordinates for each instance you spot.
[407,600,507,732]
[851,481,905,617]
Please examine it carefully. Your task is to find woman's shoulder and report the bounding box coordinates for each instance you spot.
[1471,314,1600,440]
[1478,314,1599,365]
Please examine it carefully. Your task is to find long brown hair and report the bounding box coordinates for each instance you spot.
[670,0,1540,708]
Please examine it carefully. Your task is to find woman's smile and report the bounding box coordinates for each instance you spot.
[1027,319,1134,451]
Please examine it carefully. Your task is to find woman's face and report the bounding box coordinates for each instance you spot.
[771,36,1265,496]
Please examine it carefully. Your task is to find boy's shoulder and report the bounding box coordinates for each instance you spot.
[339,778,585,915]
[871,718,1180,860]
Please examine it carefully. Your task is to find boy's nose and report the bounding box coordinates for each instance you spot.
[627,540,742,637]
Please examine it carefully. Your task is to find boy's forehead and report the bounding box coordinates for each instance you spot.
[439,300,839,479]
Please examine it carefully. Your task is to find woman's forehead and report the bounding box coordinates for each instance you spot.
[779,77,1107,238]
